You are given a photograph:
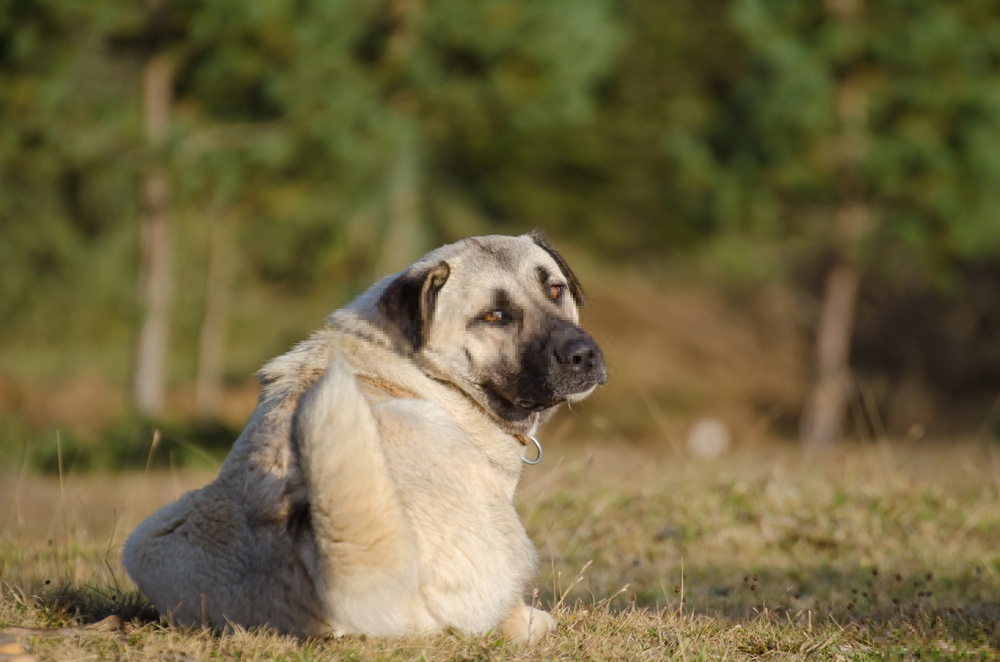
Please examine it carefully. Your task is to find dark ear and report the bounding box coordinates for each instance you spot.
[529,230,585,306]
[378,261,450,352]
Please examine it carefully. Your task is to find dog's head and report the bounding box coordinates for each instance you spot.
[378,232,606,434]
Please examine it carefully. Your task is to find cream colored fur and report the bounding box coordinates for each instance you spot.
[122,235,589,644]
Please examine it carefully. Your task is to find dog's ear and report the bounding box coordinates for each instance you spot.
[378,261,450,352]
[529,230,585,306]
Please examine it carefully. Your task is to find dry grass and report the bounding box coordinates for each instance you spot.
[2,437,1000,660]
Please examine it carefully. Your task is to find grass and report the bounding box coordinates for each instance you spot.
[2,437,1000,660]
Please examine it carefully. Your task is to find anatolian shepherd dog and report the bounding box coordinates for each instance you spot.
[123,232,606,644]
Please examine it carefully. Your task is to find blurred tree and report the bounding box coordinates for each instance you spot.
[108,0,187,419]
[175,0,623,412]
[134,46,173,419]
[479,0,744,257]
[269,0,624,266]
[663,0,1000,445]
[803,0,869,447]
[0,0,142,374]
[0,1,74,315]
[91,0,201,418]
[99,0,623,417]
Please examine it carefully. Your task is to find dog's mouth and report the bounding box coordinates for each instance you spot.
[515,398,556,412]
[481,377,605,422]
[479,381,558,422]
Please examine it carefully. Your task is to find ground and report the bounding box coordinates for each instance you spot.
[2,437,999,660]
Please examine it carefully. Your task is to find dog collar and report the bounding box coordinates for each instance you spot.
[515,435,543,465]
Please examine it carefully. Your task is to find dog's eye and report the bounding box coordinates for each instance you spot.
[483,310,507,325]
[548,284,566,303]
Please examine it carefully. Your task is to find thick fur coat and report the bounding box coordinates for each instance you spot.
[123,233,606,644]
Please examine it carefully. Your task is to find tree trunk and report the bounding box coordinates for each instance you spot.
[801,0,869,447]
[134,52,173,419]
[801,261,861,447]
[375,0,425,274]
[376,138,424,273]
[195,215,234,419]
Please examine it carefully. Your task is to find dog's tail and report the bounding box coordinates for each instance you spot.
[294,356,420,634]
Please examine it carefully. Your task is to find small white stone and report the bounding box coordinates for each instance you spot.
[686,418,731,459]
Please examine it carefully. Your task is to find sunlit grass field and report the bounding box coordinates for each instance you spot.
[2,438,999,660]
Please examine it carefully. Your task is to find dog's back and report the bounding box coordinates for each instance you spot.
[123,328,537,636]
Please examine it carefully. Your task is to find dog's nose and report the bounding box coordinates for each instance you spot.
[555,337,600,372]
[539,322,606,386]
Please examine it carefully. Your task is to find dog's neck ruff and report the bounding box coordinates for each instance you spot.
[351,370,543,465]
[515,435,543,465]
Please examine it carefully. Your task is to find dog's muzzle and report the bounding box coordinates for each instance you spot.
[545,323,607,389]
[511,322,607,412]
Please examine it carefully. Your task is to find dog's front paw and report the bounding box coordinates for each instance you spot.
[498,604,556,645]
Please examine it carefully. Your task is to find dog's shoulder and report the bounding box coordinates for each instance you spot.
[257,331,333,407]
[227,315,404,460]
[218,327,339,522]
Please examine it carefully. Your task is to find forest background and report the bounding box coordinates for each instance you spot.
[2,0,1000,472]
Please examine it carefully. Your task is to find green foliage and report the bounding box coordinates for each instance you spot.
[3,0,1000,446]
[0,0,622,418]
[472,1,748,259]
[663,0,1000,281]
[0,0,140,338]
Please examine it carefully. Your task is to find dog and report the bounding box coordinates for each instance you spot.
[122,232,606,644]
